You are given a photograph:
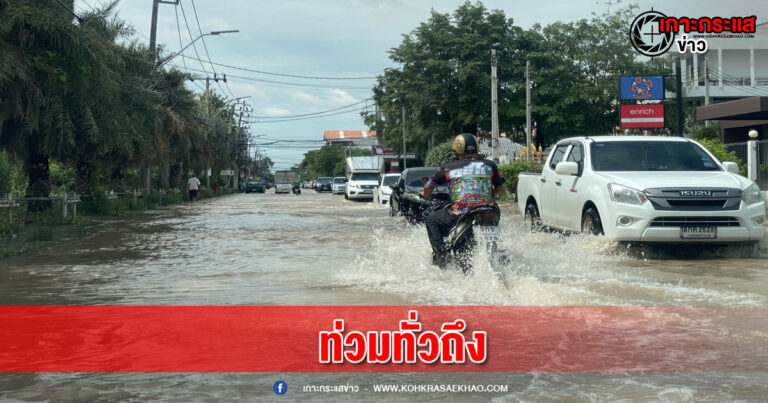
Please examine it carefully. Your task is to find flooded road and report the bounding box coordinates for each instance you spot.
[2,191,768,401]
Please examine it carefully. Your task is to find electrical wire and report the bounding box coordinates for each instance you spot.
[177,1,208,76]
[245,108,366,123]
[252,99,370,119]
[706,66,768,97]
[174,4,188,73]
[170,66,371,90]
[168,54,378,80]
[54,0,82,23]
[189,0,232,98]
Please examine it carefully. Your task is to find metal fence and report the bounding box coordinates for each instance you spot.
[726,140,768,189]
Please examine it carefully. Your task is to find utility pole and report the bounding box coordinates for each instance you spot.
[704,55,710,127]
[149,0,179,61]
[228,103,237,189]
[525,60,532,164]
[676,57,684,137]
[147,0,179,195]
[149,0,159,60]
[491,49,499,163]
[205,77,210,117]
[204,76,211,188]
[402,106,407,171]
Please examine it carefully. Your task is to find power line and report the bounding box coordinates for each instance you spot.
[706,66,768,97]
[177,1,208,76]
[174,4,188,73]
[245,108,366,123]
[54,0,82,23]
[170,54,378,80]
[252,99,370,119]
[189,0,232,98]
[170,65,371,90]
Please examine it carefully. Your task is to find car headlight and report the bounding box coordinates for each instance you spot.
[742,182,764,205]
[608,183,648,205]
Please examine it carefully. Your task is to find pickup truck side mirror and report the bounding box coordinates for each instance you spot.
[555,161,580,176]
[722,161,739,174]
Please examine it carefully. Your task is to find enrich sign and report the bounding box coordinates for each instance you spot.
[620,76,664,100]
[620,104,664,128]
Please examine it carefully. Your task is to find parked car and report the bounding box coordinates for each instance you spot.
[390,167,448,223]
[332,177,347,195]
[315,177,333,192]
[374,173,401,206]
[245,180,265,193]
[517,136,766,244]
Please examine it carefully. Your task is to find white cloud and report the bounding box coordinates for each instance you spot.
[260,107,292,117]
[206,18,233,32]
[289,90,360,111]
[290,91,324,105]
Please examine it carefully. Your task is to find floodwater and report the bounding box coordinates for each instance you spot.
[1,191,768,401]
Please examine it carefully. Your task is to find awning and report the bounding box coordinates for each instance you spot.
[697,97,768,121]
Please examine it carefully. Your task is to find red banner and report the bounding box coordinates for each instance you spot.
[621,104,665,128]
[1,306,765,372]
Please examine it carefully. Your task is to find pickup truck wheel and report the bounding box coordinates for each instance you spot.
[581,207,604,236]
[524,203,542,232]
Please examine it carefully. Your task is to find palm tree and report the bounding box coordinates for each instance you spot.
[0,0,121,210]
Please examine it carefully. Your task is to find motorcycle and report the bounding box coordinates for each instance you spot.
[422,194,505,272]
[292,186,301,195]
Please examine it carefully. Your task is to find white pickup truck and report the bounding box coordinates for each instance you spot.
[517,136,766,244]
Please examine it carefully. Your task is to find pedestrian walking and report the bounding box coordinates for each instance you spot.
[187,175,201,202]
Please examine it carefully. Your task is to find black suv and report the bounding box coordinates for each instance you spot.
[245,181,265,193]
[389,167,448,223]
[314,177,333,192]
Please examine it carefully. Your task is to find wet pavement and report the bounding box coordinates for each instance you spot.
[1,191,768,401]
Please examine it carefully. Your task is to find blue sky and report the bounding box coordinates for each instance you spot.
[75,0,768,170]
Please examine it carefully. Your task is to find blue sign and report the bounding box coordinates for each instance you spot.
[273,380,287,396]
[620,75,664,100]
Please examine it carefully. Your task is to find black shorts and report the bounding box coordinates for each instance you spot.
[189,189,198,199]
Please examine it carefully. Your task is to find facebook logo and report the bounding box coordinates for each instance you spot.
[273,380,287,396]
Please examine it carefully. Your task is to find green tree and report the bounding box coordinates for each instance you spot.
[365,1,672,152]
[365,1,529,159]
[424,142,455,166]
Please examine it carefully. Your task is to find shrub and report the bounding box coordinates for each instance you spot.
[692,125,719,141]
[424,143,455,167]
[696,138,745,176]
[498,161,543,200]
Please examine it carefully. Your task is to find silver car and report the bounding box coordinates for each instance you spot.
[331,177,347,195]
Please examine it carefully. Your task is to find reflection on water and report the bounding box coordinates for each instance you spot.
[1,192,767,400]
[1,191,767,306]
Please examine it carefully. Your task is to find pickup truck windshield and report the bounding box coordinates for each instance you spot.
[350,173,380,181]
[591,141,720,171]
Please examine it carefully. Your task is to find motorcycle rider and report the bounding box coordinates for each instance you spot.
[419,133,505,268]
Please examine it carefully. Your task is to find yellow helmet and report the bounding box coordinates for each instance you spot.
[452,133,478,155]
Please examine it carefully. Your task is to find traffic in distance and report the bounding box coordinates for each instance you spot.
[244,135,766,251]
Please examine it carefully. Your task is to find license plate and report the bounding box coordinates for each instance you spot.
[680,225,717,239]
[363,190,373,194]
[475,226,502,242]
